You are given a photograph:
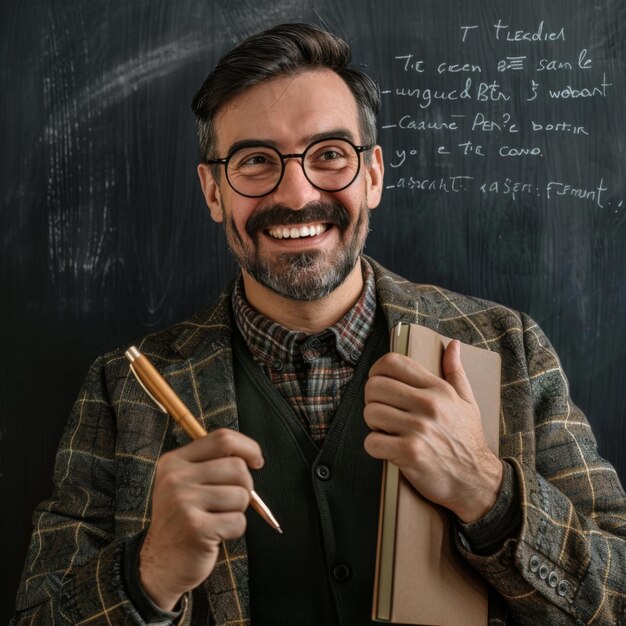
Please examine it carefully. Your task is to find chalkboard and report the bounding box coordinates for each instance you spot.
[1,0,624,619]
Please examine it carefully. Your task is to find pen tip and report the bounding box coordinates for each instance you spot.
[276,526,283,534]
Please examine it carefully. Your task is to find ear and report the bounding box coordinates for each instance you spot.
[364,145,384,210]
[197,163,224,223]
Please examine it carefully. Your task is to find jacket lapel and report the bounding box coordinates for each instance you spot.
[159,285,251,625]
[369,256,497,349]
[368,256,441,333]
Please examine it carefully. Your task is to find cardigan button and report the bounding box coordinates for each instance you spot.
[315,464,331,481]
[332,563,351,581]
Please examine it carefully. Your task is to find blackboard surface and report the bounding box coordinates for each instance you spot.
[2,0,624,619]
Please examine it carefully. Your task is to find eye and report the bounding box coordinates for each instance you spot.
[231,148,280,170]
[307,142,352,171]
[241,154,269,166]
[314,144,348,160]
[320,149,342,160]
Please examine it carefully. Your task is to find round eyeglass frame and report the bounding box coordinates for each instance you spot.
[206,137,374,198]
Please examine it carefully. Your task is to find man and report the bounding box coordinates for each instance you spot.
[13,23,626,626]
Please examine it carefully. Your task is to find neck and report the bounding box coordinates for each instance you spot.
[241,262,364,333]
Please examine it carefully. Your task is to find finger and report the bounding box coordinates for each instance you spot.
[185,456,256,492]
[192,484,251,513]
[363,401,427,436]
[205,511,248,541]
[364,401,402,432]
[179,428,264,469]
[442,340,475,404]
[363,430,413,464]
[364,374,433,412]
[369,352,440,389]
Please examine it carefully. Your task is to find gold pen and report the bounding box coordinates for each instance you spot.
[125,345,282,534]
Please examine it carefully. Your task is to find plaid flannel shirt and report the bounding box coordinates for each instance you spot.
[231,258,376,444]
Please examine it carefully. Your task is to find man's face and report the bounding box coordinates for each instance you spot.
[198,69,384,301]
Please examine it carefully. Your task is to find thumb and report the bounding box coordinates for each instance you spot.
[442,340,475,404]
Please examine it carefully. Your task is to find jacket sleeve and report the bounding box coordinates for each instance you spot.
[456,313,626,625]
[11,355,192,625]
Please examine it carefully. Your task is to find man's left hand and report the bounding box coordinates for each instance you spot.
[363,339,503,523]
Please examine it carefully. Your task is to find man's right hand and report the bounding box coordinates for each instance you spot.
[138,428,264,610]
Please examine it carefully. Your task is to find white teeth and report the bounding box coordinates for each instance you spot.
[268,224,328,239]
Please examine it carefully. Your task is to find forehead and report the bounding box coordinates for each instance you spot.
[214,69,361,152]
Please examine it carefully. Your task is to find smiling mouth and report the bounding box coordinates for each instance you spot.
[267,223,330,240]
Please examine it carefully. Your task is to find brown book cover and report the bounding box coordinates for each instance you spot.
[372,322,501,625]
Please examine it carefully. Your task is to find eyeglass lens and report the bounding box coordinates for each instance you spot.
[225,138,361,197]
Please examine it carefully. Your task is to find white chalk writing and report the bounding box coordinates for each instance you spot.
[380,17,622,208]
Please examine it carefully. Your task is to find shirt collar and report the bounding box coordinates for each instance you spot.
[232,258,377,367]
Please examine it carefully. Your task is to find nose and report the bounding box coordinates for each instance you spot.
[270,158,322,209]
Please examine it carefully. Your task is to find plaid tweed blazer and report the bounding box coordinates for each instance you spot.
[13,258,626,625]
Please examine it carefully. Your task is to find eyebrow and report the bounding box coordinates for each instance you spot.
[224,128,358,156]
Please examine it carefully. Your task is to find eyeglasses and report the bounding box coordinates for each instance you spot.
[206,137,373,198]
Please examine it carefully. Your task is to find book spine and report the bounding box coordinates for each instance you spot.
[372,323,410,621]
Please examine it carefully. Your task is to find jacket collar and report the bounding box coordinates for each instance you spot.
[169,257,444,364]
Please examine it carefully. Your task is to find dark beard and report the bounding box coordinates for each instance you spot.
[249,247,358,301]
[225,201,369,301]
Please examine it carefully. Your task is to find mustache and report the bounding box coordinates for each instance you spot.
[245,202,350,237]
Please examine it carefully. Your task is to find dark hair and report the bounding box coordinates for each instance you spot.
[190,23,380,161]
